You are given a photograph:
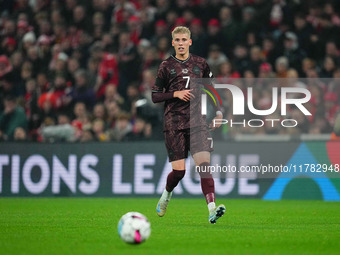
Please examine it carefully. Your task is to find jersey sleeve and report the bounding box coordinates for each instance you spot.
[152,61,167,92]
[203,60,222,113]
[203,61,214,79]
[152,61,174,103]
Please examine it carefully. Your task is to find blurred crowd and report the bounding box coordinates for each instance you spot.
[0,0,340,142]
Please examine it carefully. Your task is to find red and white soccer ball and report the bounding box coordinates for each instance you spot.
[118,212,151,244]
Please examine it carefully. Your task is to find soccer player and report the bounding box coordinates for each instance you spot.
[152,26,225,224]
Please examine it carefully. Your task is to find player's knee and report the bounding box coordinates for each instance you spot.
[197,162,212,178]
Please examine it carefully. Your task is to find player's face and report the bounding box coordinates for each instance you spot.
[172,33,192,59]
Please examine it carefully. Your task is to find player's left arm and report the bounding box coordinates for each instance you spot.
[203,61,223,131]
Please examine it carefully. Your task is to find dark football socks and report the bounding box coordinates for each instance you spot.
[166,169,185,192]
[198,162,215,204]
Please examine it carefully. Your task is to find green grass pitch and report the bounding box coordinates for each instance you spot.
[0,198,339,255]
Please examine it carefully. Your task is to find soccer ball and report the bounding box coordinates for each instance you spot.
[117,212,151,244]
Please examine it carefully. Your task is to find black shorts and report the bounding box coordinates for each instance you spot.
[164,126,213,162]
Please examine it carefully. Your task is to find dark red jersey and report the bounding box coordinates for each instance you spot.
[152,54,213,131]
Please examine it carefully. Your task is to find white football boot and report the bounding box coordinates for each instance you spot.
[209,204,226,224]
[156,190,172,217]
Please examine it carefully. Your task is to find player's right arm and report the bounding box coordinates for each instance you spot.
[152,88,194,103]
[151,75,174,103]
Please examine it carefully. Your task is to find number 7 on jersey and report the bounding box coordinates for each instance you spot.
[183,76,190,88]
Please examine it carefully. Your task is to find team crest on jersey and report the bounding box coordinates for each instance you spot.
[193,66,200,75]
[182,68,188,74]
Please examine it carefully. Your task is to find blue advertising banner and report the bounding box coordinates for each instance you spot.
[0,142,339,200]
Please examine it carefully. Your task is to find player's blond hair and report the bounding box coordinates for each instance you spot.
[172,26,191,39]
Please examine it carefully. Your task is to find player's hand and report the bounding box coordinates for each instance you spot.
[174,90,195,102]
[209,112,223,131]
